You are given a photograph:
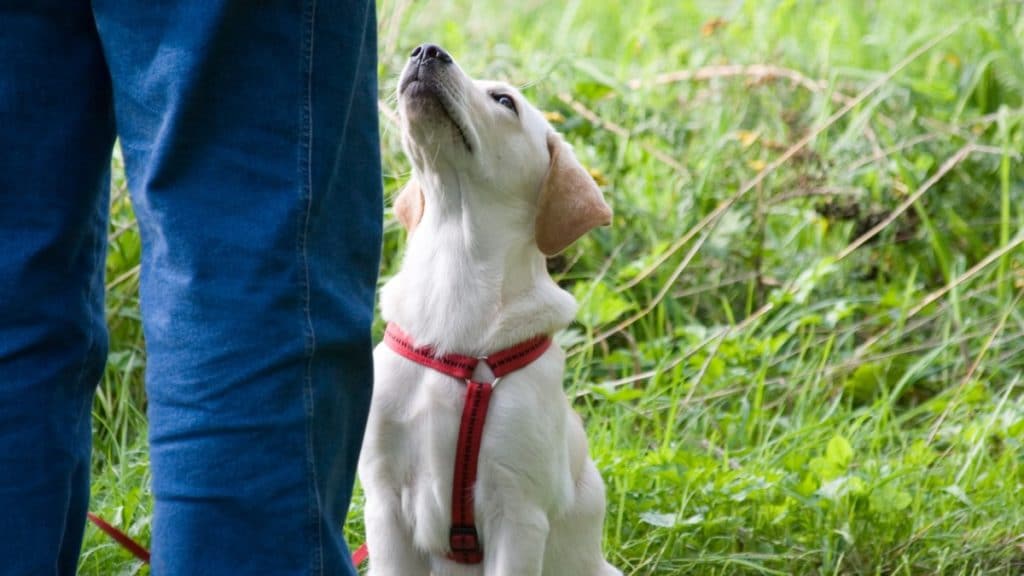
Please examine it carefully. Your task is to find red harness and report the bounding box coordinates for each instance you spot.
[88,324,550,568]
[382,323,552,564]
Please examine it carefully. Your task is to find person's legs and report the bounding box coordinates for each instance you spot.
[92,1,381,574]
[0,2,115,574]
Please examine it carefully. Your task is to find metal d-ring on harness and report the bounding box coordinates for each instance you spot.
[378,323,553,564]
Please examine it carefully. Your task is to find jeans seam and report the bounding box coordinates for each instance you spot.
[71,201,104,409]
[335,3,371,163]
[298,0,323,575]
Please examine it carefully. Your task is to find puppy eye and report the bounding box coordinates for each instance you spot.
[490,93,518,115]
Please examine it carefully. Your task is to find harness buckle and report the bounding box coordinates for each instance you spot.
[449,524,481,553]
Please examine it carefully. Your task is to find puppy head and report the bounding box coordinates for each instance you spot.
[396,43,610,255]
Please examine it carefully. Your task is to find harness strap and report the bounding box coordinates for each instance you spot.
[382,323,552,564]
[448,380,492,563]
[384,324,478,379]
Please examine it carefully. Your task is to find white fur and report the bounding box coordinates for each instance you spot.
[359,48,620,576]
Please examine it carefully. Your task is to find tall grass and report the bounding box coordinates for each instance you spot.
[84,1,1024,574]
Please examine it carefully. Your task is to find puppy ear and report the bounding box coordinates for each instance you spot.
[535,133,612,256]
[394,178,424,234]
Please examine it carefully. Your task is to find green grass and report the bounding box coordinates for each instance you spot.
[84,1,1024,574]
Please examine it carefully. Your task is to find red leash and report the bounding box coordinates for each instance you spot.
[90,512,370,567]
[90,511,370,567]
[351,542,369,565]
[382,323,552,564]
[87,512,151,564]
[91,324,550,569]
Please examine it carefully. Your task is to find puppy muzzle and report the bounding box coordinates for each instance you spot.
[400,43,454,95]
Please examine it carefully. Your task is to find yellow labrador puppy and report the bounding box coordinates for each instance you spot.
[358,43,620,576]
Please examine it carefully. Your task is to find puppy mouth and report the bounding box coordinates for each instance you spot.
[399,69,473,153]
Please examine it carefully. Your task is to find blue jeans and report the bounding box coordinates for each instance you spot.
[0,1,382,574]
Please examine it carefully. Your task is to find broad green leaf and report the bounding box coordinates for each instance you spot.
[826,435,854,469]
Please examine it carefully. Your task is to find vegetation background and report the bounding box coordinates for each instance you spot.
[83,0,1024,574]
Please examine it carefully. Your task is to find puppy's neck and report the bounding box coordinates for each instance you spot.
[380,177,577,355]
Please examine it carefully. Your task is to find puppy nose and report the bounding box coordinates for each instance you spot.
[410,43,452,64]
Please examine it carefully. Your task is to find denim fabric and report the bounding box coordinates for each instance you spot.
[0,1,382,574]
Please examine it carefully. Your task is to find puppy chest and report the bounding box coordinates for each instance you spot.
[399,386,572,533]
